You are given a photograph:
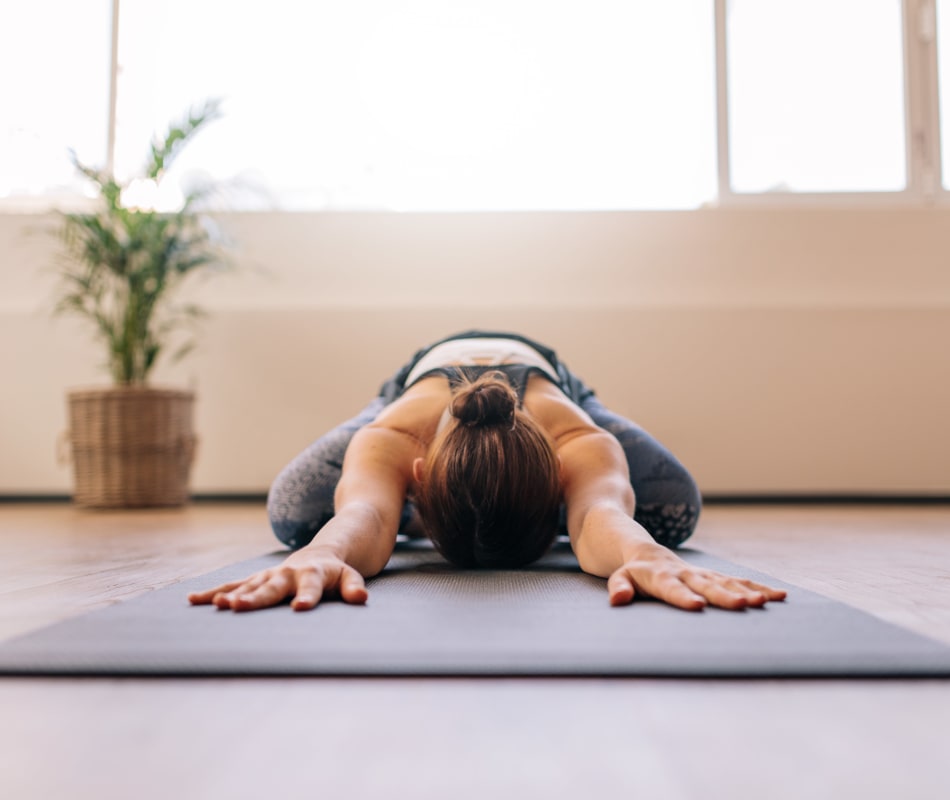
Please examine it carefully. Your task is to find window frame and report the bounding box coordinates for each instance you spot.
[2,0,947,212]
[714,0,943,208]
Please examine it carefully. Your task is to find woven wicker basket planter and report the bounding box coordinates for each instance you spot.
[66,387,197,508]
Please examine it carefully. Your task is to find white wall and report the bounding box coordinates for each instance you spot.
[1,208,948,496]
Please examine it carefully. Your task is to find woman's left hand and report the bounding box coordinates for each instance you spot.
[607,547,787,611]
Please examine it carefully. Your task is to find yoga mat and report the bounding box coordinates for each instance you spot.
[2,543,950,677]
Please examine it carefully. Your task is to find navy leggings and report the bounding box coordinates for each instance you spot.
[267,365,702,553]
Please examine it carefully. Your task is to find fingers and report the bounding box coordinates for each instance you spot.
[191,563,371,613]
[188,579,247,605]
[291,565,368,610]
[650,572,707,611]
[680,573,761,610]
[337,566,369,606]
[607,571,636,607]
[218,568,296,612]
[609,566,707,611]
[609,559,787,612]
[609,562,706,611]
[289,566,325,611]
[677,571,787,610]
[736,578,787,602]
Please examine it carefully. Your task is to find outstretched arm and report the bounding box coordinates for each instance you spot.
[189,425,419,612]
[559,430,786,611]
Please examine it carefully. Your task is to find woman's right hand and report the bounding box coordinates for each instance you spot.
[187,551,369,612]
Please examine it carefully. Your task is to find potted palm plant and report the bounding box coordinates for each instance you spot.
[55,99,231,508]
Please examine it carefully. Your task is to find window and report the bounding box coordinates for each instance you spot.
[0,0,112,203]
[114,0,717,211]
[724,0,907,194]
[2,1,945,211]
[936,0,950,187]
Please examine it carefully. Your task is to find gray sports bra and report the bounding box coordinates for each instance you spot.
[404,364,560,406]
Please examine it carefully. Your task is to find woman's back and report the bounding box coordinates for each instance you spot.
[368,369,600,463]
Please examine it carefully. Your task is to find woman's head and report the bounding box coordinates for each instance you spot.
[413,371,561,568]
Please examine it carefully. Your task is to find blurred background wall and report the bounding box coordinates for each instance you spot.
[2,207,948,497]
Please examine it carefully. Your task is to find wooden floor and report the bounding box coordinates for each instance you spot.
[1,503,949,800]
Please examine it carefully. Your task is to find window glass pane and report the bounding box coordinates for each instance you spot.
[937,0,950,188]
[727,0,906,194]
[115,0,716,211]
[0,0,112,203]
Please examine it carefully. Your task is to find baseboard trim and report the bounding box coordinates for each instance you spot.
[0,493,268,505]
[2,493,948,506]
[702,494,950,505]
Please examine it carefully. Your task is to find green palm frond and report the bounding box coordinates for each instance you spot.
[53,99,232,386]
[146,98,223,180]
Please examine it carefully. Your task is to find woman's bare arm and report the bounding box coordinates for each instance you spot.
[189,423,420,612]
[559,430,786,611]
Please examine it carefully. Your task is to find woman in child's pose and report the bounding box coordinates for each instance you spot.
[190,331,785,612]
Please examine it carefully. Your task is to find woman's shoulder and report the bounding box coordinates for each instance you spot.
[366,377,450,444]
[523,375,600,447]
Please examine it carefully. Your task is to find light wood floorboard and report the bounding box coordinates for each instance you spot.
[0,503,948,800]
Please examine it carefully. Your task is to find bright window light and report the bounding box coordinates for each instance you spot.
[0,0,112,203]
[937,0,950,188]
[115,0,717,211]
[727,0,906,194]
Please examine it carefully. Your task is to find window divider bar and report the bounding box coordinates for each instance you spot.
[902,0,942,201]
[921,0,943,193]
[714,0,732,203]
[106,0,121,177]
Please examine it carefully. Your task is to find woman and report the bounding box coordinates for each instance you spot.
[190,330,785,612]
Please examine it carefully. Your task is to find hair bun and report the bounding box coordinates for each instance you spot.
[450,372,517,427]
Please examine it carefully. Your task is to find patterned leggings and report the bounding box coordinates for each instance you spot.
[267,390,702,553]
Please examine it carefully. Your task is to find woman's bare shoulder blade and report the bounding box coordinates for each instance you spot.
[368,377,451,443]
[523,376,597,445]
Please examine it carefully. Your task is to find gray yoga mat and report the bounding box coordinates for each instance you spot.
[2,543,950,677]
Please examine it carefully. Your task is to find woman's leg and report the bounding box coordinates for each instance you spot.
[266,397,387,550]
[580,395,702,549]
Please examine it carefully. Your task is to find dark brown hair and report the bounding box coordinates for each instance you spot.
[415,371,561,568]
